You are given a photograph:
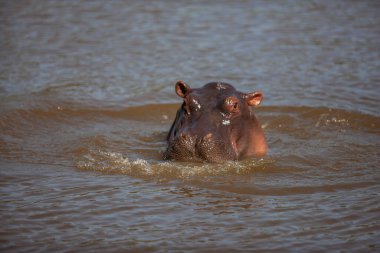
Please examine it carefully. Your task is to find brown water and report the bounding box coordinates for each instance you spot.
[1,1,380,252]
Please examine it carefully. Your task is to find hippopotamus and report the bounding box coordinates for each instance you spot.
[164,80,267,163]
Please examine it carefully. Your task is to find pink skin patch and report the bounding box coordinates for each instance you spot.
[230,139,238,159]
[204,133,213,139]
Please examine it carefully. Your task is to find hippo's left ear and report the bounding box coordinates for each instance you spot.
[244,91,263,106]
[175,80,191,98]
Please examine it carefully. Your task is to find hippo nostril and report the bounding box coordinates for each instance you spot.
[197,133,215,149]
[198,133,214,145]
[178,133,196,144]
[203,133,213,140]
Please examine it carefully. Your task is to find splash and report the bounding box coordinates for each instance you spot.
[76,149,272,181]
[315,112,350,128]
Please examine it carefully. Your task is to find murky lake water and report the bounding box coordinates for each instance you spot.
[1,1,380,252]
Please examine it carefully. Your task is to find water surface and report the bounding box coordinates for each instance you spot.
[1,1,380,252]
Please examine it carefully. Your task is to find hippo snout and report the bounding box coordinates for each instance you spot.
[165,132,232,163]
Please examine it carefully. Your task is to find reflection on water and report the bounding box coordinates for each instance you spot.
[1,0,380,252]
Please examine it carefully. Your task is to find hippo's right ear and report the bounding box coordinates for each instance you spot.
[175,80,191,98]
[244,91,264,107]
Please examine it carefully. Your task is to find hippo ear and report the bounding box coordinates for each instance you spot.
[175,80,191,98]
[245,91,263,106]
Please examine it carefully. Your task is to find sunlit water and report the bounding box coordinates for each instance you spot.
[1,1,380,252]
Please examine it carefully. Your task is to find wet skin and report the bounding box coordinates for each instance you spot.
[164,80,267,163]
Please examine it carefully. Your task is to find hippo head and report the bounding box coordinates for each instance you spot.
[164,80,268,163]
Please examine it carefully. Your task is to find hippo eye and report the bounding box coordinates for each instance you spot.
[224,96,240,113]
[183,96,201,116]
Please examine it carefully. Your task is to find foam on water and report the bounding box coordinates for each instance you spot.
[76,149,274,181]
